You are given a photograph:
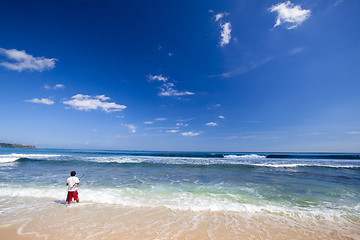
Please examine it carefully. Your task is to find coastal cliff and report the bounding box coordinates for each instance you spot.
[0,143,36,148]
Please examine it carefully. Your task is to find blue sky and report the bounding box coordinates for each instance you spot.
[0,0,359,152]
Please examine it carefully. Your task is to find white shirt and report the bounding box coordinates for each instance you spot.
[67,176,79,192]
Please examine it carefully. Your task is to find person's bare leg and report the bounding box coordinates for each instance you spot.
[76,198,79,203]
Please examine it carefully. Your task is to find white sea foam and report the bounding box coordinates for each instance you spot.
[81,155,360,168]
[85,155,218,165]
[0,185,355,222]
[0,156,19,163]
[0,153,63,163]
[224,154,266,159]
[252,163,360,168]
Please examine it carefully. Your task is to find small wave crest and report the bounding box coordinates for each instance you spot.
[266,154,360,160]
[224,154,266,160]
[0,153,64,163]
[0,156,19,163]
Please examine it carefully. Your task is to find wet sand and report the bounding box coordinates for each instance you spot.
[0,225,37,240]
[1,199,359,240]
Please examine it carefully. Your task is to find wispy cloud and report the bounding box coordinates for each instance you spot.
[63,94,126,112]
[0,48,57,72]
[44,83,65,90]
[155,117,167,121]
[181,131,202,136]
[212,57,273,78]
[334,0,343,7]
[148,74,194,97]
[347,131,360,135]
[167,130,179,133]
[218,115,225,119]
[269,1,311,29]
[176,122,189,127]
[144,118,167,124]
[145,127,178,131]
[25,98,54,105]
[206,122,218,127]
[288,47,306,55]
[122,123,137,133]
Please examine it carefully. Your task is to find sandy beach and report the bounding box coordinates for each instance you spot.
[1,198,359,240]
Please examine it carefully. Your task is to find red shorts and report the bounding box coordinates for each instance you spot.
[66,191,78,202]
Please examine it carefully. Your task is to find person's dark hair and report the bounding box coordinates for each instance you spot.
[71,171,76,176]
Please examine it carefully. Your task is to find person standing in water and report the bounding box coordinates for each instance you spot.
[66,171,80,204]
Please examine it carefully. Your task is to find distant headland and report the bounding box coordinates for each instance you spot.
[0,143,36,148]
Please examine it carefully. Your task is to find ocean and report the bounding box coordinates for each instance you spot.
[0,148,359,239]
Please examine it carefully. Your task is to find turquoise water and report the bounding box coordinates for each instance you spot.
[0,148,359,221]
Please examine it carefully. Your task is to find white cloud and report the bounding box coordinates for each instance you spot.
[0,48,57,72]
[25,98,54,105]
[156,118,167,121]
[214,12,229,22]
[167,130,179,133]
[220,22,232,46]
[63,94,126,112]
[54,84,65,89]
[208,104,221,110]
[159,82,195,97]
[176,122,189,127]
[122,123,137,133]
[149,74,195,97]
[181,131,202,136]
[44,83,65,90]
[168,52,173,56]
[145,127,178,131]
[215,13,224,22]
[211,11,232,47]
[218,115,225,119]
[148,74,168,82]
[269,1,311,29]
[206,122,218,127]
[144,118,167,124]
